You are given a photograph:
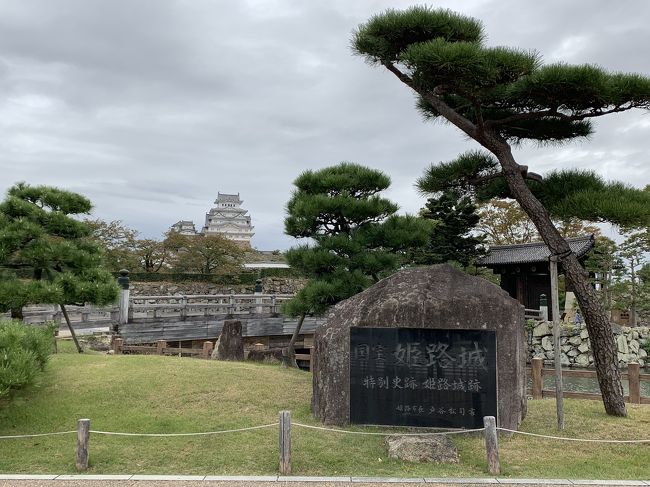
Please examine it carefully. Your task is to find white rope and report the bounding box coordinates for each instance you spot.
[0,431,76,439]
[498,428,650,444]
[292,422,485,436]
[89,423,279,437]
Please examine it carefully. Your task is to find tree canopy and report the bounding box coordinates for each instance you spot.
[414,190,485,267]
[0,183,119,318]
[283,162,432,317]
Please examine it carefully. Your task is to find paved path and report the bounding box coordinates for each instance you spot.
[1,476,648,487]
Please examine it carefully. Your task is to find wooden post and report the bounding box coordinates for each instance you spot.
[279,410,291,475]
[628,362,641,404]
[180,296,188,321]
[531,357,543,399]
[539,293,548,321]
[157,340,167,355]
[113,338,123,355]
[483,416,500,475]
[117,270,130,325]
[550,256,565,430]
[202,341,214,359]
[308,347,313,372]
[80,310,90,324]
[76,419,90,471]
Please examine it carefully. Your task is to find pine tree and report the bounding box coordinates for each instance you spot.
[0,183,119,352]
[416,191,485,266]
[353,6,650,415]
[282,162,432,365]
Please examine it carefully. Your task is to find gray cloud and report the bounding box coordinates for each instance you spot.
[1,0,649,249]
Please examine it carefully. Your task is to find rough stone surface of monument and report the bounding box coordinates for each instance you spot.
[385,435,459,463]
[312,264,527,429]
[216,319,244,361]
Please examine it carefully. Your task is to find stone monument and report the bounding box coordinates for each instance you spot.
[215,319,244,361]
[312,264,527,430]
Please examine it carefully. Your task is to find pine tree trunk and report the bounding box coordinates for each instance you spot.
[392,72,627,416]
[286,313,306,368]
[60,304,83,354]
[489,144,626,416]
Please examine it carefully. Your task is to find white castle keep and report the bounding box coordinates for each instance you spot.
[170,193,255,247]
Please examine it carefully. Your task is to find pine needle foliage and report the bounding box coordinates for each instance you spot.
[418,156,650,228]
[283,163,432,317]
[354,6,650,144]
[0,183,119,317]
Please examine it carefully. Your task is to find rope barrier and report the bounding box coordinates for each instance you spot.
[497,428,650,444]
[5,423,648,444]
[292,422,485,436]
[89,423,279,437]
[0,431,76,439]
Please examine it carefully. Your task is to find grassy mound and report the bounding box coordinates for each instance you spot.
[0,344,648,478]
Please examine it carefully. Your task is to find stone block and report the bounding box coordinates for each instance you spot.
[385,435,458,463]
[629,340,640,353]
[569,336,582,346]
[578,342,590,353]
[575,354,590,367]
[580,329,589,339]
[617,335,629,355]
[541,336,553,351]
[312,264,527,430]
[567,349,578,357]
[533,322,551,337]
[215,320,244,361]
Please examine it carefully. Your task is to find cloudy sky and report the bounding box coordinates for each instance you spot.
[2,0,649,250]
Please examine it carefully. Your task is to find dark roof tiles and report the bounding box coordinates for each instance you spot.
[478,234,595,266]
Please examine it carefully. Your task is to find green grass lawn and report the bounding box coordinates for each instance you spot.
[0,342,649,478]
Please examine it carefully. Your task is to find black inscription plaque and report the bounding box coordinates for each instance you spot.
[350,327,497,428]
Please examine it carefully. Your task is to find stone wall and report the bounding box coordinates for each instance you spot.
[130,277,306,296]
[529,321,649,369]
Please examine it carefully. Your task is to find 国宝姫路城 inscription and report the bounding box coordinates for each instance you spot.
[350,327,497,428]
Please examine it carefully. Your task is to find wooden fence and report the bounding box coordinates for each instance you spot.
[128,293,294,321]
[113,338,214,359]
[529,357,650,404]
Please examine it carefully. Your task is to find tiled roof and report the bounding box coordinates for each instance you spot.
[477,235,595,266]
[216,192,241,203]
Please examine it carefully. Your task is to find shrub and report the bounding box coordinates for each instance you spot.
[0,320,55,398]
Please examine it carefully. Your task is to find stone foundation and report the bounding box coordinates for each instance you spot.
[130,277,307,296]
[529,322,649,368]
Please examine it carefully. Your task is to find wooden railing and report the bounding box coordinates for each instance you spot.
[128,293,294,321]
[295,350,314,371]
[529,357,650,404]
[524,308,545,320]
[7,304,119,325]
[112,338,214,359]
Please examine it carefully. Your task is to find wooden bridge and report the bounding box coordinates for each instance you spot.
[11,293,325,347]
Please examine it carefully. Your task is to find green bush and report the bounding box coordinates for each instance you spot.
[0,320,55,398]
